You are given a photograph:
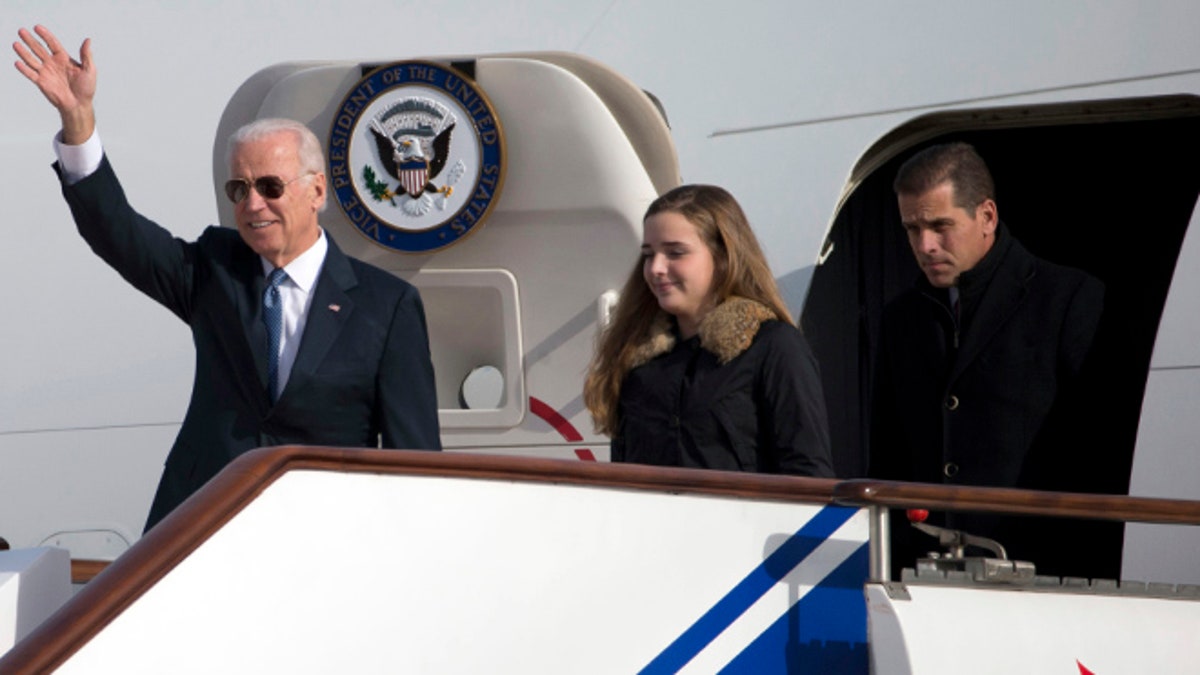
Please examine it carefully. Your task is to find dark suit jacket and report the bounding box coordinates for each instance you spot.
[869,225,1105,575]
[59,156,441,531]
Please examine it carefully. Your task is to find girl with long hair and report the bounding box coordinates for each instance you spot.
[583,185,833,475]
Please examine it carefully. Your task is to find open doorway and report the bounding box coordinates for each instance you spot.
[801,95,1200,576]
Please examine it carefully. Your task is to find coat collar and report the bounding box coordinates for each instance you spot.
[629,296,778,368]
[949,228,1038,382]
[273,234,358,406]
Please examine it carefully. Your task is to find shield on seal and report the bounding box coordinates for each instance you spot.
[398,160,429,196]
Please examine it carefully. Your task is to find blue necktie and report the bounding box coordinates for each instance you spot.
[263,268,288,403]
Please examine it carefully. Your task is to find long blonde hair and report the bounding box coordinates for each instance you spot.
[583,184,792,434]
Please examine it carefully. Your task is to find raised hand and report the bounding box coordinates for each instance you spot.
[13,25,96,144]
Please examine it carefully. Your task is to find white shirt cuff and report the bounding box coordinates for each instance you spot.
[54,129,103,185]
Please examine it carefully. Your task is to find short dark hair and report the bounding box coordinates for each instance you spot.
[893,142,995,211]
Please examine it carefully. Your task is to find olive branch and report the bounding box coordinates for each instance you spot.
[362,166,396,204]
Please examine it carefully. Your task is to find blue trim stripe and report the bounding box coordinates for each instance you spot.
[639,505,859,675]
[719,543,870,674]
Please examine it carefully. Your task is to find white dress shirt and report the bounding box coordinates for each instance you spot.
[54,128,103,184]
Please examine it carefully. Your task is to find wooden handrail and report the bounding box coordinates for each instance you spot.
[0,446,838,675]
[833,479,1200,525]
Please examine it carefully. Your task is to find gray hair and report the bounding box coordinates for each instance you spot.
[226,118,326,176]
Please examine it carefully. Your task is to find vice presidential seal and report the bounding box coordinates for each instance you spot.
[328,61,506,254]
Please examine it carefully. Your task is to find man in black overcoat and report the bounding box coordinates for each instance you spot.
[870,142,1105,578]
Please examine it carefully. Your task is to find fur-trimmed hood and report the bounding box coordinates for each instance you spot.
[628,296,778,369]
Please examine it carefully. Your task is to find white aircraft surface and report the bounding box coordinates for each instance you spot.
[1,1,1199,591]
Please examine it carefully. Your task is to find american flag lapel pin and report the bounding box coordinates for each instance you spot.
[328,304,341,312]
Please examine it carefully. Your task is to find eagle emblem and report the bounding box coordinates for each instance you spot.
[363,97,466,216]
[329,59,506,254]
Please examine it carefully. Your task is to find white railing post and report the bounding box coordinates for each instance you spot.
[869,505,890,582]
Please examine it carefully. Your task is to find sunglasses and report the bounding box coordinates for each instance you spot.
[224,173,315,203]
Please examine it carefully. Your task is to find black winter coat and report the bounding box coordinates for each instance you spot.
[612,298,834,477]
[870,225,1105,575]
